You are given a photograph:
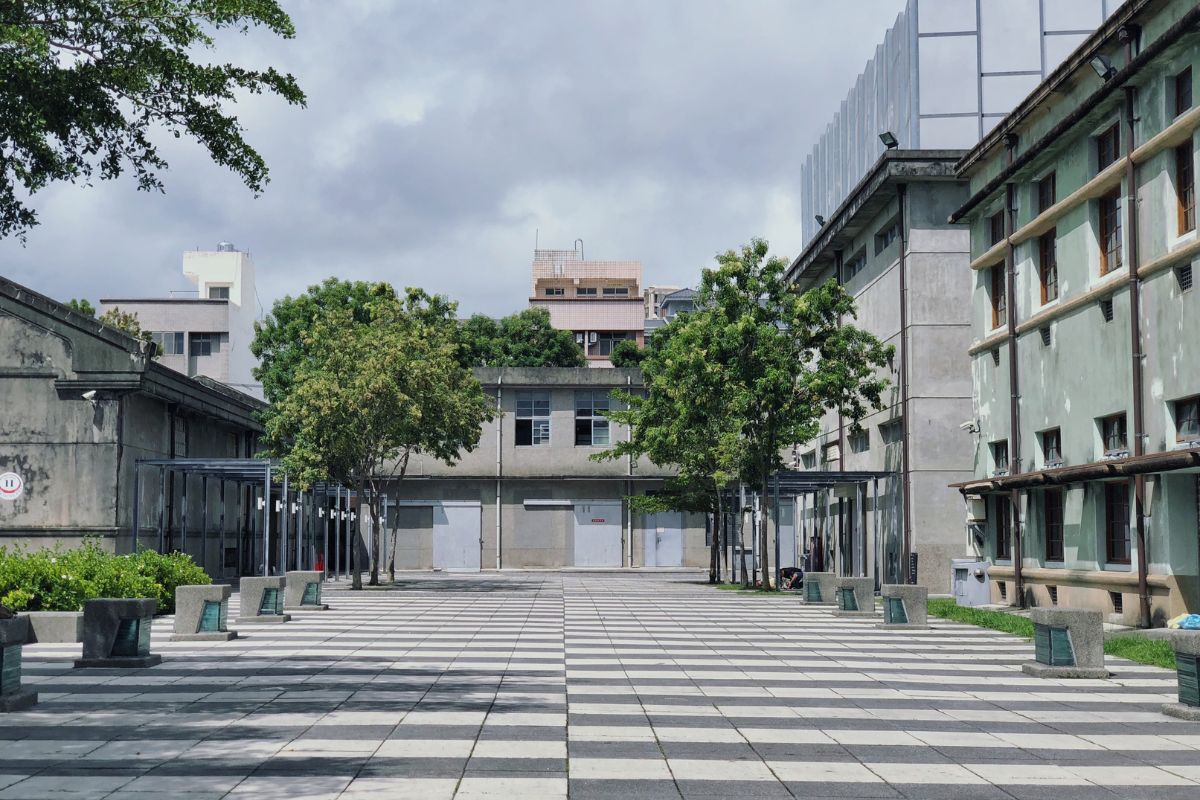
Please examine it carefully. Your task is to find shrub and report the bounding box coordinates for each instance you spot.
[0,542,209,614]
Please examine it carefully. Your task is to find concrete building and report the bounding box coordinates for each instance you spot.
[786,151,974,593]
[0,275,266,578]
[100,243,261,397]
[951,0,1200,625]
[643,285,681,319]
[644,288,697,338]
[801,0,1120,246]
[372,368,708,571]
[528,248,645,367]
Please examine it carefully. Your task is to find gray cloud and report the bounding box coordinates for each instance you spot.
[2,0,905,317]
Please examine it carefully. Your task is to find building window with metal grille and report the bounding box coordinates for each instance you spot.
[993,496,1011,561]
[1039,232,1058,303]
[601,287,629,296]
[1176,396,1200,443]
[515,391,550,446]
[589,332,630,357]
[544,287,565,296]
[874,217,899,255]
[1104,483,1132,564]
[1096,123,1120,172]
[1174,66,1193,117]
[1098,190,1122,274]
[208,286,230,300]
[189,332,220,357]
[987,211,1005,247]
[1041,428,1063,467]
[990,266,1006,329]
[991,440,1009,476]
[574,391,611,446]
[1044,488,1065,563]
[842,249,866,283]
[576,287,597,296]
[1037,172,1056,214]
[152,331,184,356]
[1177,143,1195,235]
[1101,413,1128,456]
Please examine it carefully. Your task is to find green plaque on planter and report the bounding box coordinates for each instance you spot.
[110,617,150,658]
[884,596,908,625]
[0,646,21,695]
[301,582,320,606]
[837,586,858,612]
[259,587,282,615]
[1178,653,1200,708]
[199,600,226,632]
[1033,624,1074,667]
[805,581,822,602]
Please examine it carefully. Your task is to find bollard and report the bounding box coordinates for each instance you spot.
[832,577,876,618]
[235,576,291,625]
[284,571,329,611]
[800,572,837,605]
[0,616,37,712]
[172,585,237,642]
[1162,631,1200,721]
[1021,608,1108,679]
[74,598,162,669]
[878,584,929,629]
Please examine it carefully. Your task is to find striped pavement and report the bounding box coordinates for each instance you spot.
[1,572,1195,799]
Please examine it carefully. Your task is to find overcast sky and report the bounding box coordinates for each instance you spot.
[2,0,906,319]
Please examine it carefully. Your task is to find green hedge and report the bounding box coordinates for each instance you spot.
[0,543,209,614]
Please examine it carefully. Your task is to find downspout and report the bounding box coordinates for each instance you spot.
[496,375,503,570]
[898,184,914,583]
[1122,25,1152,628]
[1003,135,1026,608]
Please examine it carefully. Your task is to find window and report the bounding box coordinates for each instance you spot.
[1037,172,1057,214]
[189,332,219,357]
[1104,483,1131,564]
[1039,231,1058,303]
[576,287,597,296]
[993,496,1011,560]
[588,332,631,357]
[544,287,565,296]
[848,429,870,453]
[515,391,550,446]
[1176,396,1200,442]
[1177,143,1195,235]
[880,419,903,445]
[1041,428,1062,467]
[152,331,184,355]
[602,287,629,296]
[208,286,230,300]
[1098,190,1122,274]
[1175,66,1193,117]
[991,440,1009,475]
[1044,489,1064,563]
[574,391,611,446]
[987,211,1005,247]
[1096,123,1120,172]
[842,250,867,282]
[1101,413,1128,455]
[990,265,1006,328]
[822,441,841,464]
[801,450,817,469]
[874,217,900,255]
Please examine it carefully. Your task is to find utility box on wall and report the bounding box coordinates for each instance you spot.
[951,559,990,607]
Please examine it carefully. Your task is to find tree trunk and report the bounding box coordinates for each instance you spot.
[368,482,381,586]
[760,469,772,590]
[711,491,724,584]
[738,498,749,587]
[351,480,363,590]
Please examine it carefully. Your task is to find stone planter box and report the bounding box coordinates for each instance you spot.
[800,572,837,605]
[236,576,291,624]
[832,577,876,617]
[172,585,237,642]
[284,571,328,611]
[0,617,37,712]
[74,598,162,669]
[1162,631,1200,721]
[878,584,929,629]
[1021,608,1108,679]
[23,611,83,644]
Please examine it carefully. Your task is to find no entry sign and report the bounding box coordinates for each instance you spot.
[0,472,24,501]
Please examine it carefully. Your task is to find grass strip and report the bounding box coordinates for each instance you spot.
[1103,635,1177,670]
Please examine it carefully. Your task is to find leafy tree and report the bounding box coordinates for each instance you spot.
[67,298,95,316]
[700,239,893,589]
[98,305,150,344]
[608,338,644,368]
[1,0,306,239]
[262,284,495,589]
[459,308,585,368]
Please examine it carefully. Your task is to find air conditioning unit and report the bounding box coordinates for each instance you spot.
[588,332,598,344]
[575,333,584,344]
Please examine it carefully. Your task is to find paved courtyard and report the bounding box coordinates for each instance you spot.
[3,572,1197,799]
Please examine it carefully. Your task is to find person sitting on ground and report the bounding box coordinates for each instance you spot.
[780,567,803,591]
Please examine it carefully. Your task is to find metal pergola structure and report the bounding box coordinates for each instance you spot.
[131,459,359,580]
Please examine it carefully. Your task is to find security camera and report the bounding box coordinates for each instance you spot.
[959,420,979,433]
[81,390,97,402]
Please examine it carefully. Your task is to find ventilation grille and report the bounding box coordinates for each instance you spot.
[1099,298,1114,322]
[1110,591,1124,614]
[1178,264,1194,293]
[998,581,1008,601]
[1039,327,1051,347]
[1047,585,1058,605]
[991,348,1001,366]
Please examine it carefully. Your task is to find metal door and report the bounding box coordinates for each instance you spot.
[573,502,622,567]
[433,501,481,572]
[643,511,682,567]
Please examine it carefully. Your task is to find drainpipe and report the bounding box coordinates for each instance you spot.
[898,185,914,584]
[1122,25,1152,628]
[1003,135,1026,609]
[496,375,503,570]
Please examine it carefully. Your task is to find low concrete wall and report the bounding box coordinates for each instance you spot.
[1022,607,1108,679]
[236,576,290,624]
[23,611,83,644]
[833,577,876,617]
[284,571,327,610]
[880,584,929,629]
[75,598,161,669]
[172,585,235,642]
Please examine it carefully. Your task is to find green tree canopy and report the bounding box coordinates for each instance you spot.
[67,298,95,316]
[98,305,150,344]
[0,0,306,239]
[459,307,585,368]
[608,338,644,368]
